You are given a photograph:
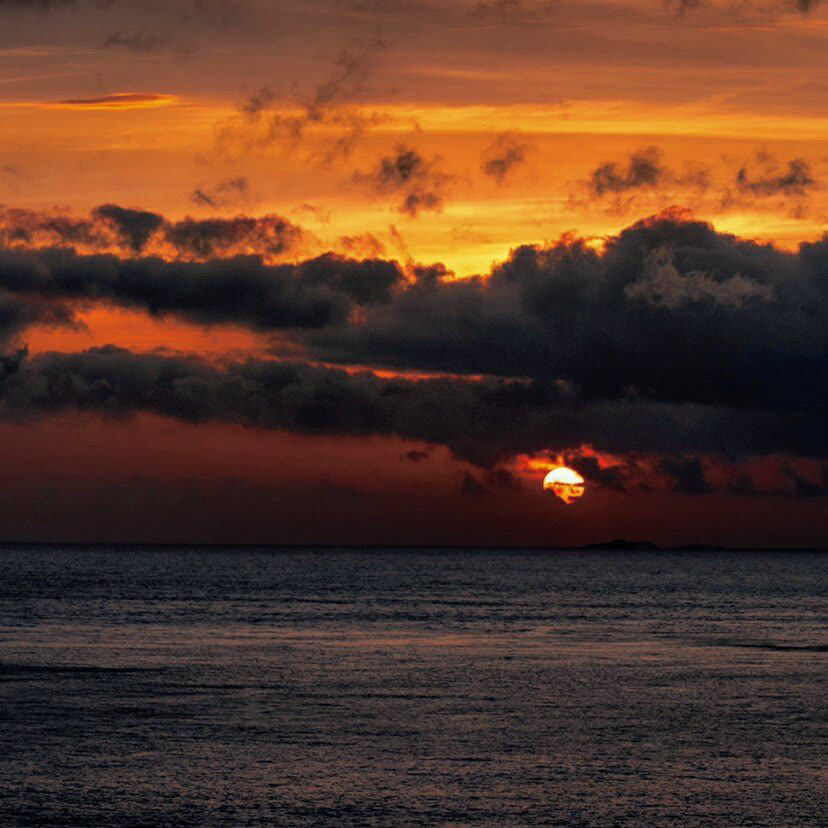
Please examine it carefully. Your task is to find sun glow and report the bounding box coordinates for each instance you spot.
[543,466,586,505]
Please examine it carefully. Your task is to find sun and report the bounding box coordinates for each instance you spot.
[543,466,586,505]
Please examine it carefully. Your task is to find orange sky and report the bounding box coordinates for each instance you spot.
[1,0,828,276]
[0,0,825,544]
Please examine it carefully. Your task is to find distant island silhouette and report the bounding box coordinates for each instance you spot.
[583,539,660,551]
[583,539,727,551]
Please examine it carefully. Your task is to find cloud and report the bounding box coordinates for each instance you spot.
[0,345,824,470]
[48,94,175,110]
[0,295,76,346]
[1,208,826,470]
[356,145,451,217]
[658,455,713,493]
[575,147,710,215]
[666,0,821,15]
[625,247,774,308]
[92,204,165,253]
[480,133,530,184]
[304,211,827,419]
[336,233,386,258]
[0,247,404,330]
[589,147,666,196]
[163,215,303,259]
[734,158,817,198]
[718,155,819,213]
[190,177,252,210]
[0,204,306,261]
[560,450,715,494]
[577,148,820,217]
[216,39,387,162]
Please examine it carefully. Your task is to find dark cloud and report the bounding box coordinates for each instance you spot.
[582,149,817,215]
[562,453,632,492]
[561,450,823,497]
[481,133,530,184]
[51,94,170,107]
[4,208,827,429]
[667,0,821,15]
[589,147,666,196]
[0,345,824,469]
[305,211,828,420]
[625,247,774,308]
[0,205,306,260]
[0,247,403,330]
[357,145,450,217]
[1,209,827,469]
[724,460,828,497]
[0,207,103,248]
[0,295,76,346]
[576,147,710,214]
[561,450,712,494]
[92,204,165,253]
[734,158,817,198]
[163,215,303,259]
[659,455,712,493]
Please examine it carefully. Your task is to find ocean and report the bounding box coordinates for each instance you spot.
[0,546,825,826]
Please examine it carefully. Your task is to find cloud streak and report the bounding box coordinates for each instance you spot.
[216,39,387,162]
[0,246,403,330]
[0,345,823,471]
[0,205,307,261]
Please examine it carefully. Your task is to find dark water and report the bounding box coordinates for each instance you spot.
[0,546,825,826]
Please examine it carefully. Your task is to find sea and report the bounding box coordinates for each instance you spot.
[0,546,825,826]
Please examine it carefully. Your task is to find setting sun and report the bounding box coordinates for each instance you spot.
[543,467,586,505]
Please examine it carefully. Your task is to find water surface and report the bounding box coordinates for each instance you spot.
[0,546,825,825]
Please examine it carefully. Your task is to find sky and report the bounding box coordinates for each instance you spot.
[0,0,826,546]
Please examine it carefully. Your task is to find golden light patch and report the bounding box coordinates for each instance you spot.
[543,466,586,505]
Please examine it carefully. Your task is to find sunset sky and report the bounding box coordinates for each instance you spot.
[0,0,826,546]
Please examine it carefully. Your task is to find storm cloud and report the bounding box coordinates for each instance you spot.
[0,210,826,471]
[0,345,824,469]
[304,212,828,418]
